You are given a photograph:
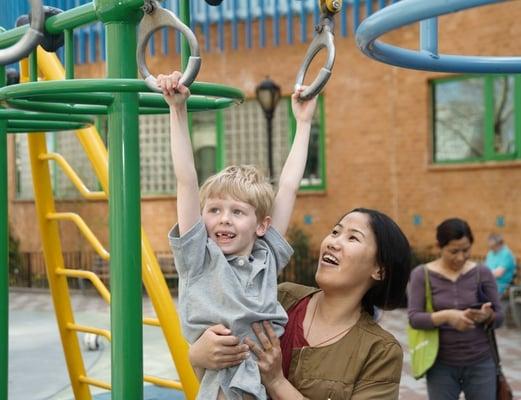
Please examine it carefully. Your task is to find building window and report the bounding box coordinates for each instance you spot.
[15,134,34,200]
[15,96,326,199]
[223,96,325,189]
[14,132,100,200]
[288,96,325,189]
[432,75,519,163]
[191,111,218,184]
[140,114,176,195]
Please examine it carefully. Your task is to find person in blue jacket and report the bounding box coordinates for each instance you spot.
[485,233,516,296]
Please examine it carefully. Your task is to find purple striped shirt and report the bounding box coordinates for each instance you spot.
[408,264,504,366]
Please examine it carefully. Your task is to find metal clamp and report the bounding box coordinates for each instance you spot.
[137,0,201,92]
[0,0,44,66]
[295,0,339,100]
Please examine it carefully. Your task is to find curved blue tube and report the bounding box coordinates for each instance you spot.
[355,0,521,73]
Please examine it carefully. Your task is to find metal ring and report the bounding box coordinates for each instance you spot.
[355,0,521,73]
[0,0,45,66]
[137,0,201,92]
[295,24,336,101]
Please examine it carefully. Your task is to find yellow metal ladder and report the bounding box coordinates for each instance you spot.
[22,48,199,400]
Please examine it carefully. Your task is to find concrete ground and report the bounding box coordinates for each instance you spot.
[7,288,521,399]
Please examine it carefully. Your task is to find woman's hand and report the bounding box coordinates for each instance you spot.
[156,71,191,107]
[189,324,249,370]
[465,302,494,325]
[445,309,476,331]
[244,321,287,390]
[291,86,318,124]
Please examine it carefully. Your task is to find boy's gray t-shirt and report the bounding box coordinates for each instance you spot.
[168,219,293,399]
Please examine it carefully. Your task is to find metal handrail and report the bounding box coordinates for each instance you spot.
[39,153,107,200]
[46,212,110,260]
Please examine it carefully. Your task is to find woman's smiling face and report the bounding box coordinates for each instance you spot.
[316,212,381,292]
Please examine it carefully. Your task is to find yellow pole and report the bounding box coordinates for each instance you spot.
[22,56,92,399]
[36,48,199,398]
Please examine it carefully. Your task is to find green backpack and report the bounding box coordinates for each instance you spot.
[407,265,439,379]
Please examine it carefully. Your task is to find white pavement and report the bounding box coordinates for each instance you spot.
[8,288,181,400]
[7,288,521,399]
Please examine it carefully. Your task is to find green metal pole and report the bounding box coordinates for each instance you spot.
[0,64,8,400]
[179,0,190,70]
[96,1,143,399]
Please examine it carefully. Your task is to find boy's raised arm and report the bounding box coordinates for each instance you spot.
[271,89,318,236]
[158,72,201,235]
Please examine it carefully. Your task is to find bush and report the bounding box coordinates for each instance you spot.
[410,247,436,269]
[8,227,23,284]
[279,226,318,287]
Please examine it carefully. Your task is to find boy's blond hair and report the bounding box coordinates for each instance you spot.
[200,165,274,220]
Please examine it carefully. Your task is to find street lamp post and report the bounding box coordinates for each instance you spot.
[255,77,281,180]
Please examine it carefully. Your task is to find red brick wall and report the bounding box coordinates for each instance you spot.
[9,2,521,260]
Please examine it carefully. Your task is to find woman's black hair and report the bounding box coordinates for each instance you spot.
[348,208,412,316]
[436,218,474,248]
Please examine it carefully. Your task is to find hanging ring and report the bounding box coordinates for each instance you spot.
[137,0,201,92]
[0,0,45,66]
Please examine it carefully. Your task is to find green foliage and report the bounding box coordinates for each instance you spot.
[8,227,22,280]
[279,226,318,287]
[410,247,436,269]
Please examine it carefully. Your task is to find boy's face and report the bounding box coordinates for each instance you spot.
[202,195,270,256]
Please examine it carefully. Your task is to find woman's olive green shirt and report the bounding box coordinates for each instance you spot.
[278,282,402,400]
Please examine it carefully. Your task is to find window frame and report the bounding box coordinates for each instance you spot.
[287,94,326,191]
[431,74,521,165]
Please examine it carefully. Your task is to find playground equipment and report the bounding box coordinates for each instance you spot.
[138,0,201,91]
[296,0,341,100]
[355,0,521,73]
[0,0,44,66]
[0,1,243,400]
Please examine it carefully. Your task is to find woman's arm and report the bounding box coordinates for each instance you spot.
[408,266,475,331]
[189,325,250,370]
[245,322,308,400]
[407,266,437,329]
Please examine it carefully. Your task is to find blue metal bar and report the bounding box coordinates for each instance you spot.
[366,0,373,18]
[218,2,224,51]
[379,0,386,10]
[356,0,519,73]
[246,0,252,48]
[340,1,348,37]
[259,0,266,48]
[149,34,156,57]
[204,2,210,52]
[161,27,168,55]
[232,0,238,49]
[313,0,320,28]
[299,0,306,43]
[101,22,106,61]
[89,25,96,62]
[286,0,293,44]
[353,0,360,31]
[273,0,280,46]
[420,17,438,55]
[79,29,86,64]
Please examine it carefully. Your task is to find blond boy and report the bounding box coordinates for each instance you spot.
[158,71,317,400]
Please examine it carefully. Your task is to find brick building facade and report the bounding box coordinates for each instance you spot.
[7,1,521,262]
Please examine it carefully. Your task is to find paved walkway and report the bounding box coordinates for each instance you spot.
[7,288,521,399]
